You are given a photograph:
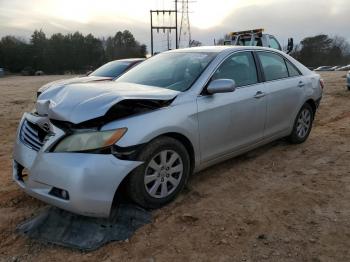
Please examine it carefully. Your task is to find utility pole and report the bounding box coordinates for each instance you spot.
[175,0,178,49]
[150,1,178,55]
[150,10,153,56]
[167,29,170,50]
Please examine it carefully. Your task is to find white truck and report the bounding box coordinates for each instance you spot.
[223,29,294,54]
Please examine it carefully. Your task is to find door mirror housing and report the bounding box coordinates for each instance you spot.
[207,79,236,94]
[287,38,294,54]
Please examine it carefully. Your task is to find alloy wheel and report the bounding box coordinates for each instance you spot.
[144,150,183,199]
[296,108,311,138]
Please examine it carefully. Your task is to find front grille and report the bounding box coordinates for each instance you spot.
[19,120,47,151]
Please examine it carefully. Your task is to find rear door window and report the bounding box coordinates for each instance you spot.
[285,59,301,77]
[257,52,288,81]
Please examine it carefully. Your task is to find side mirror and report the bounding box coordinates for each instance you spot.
[207,79,236,94]
[287,38,294,54]
[86,70,93,76]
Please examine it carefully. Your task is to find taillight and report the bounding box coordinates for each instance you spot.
[319,79,324,89]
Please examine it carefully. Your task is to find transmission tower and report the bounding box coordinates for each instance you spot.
[179,0,191,48]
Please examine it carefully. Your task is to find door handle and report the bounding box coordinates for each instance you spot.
[298,81,305,88]
[254,91,266,99]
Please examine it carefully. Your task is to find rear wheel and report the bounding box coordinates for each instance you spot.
[288,103,314,144]
[126,137,190,209]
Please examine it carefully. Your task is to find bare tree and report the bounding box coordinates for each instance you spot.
[189,40,202,47]
[332,35,350,55]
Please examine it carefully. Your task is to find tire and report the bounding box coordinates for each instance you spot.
[126,136,190,209]
[288,103,314,144]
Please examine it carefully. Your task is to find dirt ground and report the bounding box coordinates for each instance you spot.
[0,72,349,262]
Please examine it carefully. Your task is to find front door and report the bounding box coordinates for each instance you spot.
[197,51,267,163]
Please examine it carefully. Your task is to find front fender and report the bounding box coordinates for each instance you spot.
[101,100,200,168]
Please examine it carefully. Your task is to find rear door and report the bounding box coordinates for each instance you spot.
[256,51,305,137]
[197,51,267,163]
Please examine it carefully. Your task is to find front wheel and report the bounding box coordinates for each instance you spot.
[288,103,314,144]
[126,137,190,209]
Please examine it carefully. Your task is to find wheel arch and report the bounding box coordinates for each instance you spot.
[159,132,196,175]
[305,98,317,116]
[110,131,196,215]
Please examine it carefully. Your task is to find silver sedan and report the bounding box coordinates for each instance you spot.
[13,46,323,217]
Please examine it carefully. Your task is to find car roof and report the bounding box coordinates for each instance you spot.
[112,58,146,62]
[165,45,282,54]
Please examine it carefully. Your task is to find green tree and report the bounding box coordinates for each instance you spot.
[30,29,47,70]
[0,36,30,72]
[293,34,350,67]
[46,33,67,73]
[0,29,146,74]
[105,30,146,60]
[84,33,104,68]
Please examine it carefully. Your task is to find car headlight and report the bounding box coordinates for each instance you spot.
[53,128,127,152]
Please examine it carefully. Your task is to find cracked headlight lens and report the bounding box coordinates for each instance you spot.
[53,128,127,152]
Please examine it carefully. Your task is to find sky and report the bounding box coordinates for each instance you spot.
[0,0,349,52]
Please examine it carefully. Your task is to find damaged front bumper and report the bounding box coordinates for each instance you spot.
[13,113,142,217]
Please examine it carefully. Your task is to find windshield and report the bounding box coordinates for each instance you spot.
[237,35,253,46]
[90,61,132,78]
[116,52,217,92]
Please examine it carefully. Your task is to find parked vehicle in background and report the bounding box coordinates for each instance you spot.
[330,66,341,71]
[87,58,145,78]
[0,68,4,77]
[13,46,323,217]
[314,66,334,71]
[35,70,45,76]
[223,28,294,54]
[347,71,350,90]
[21,66,35,76]
[37,58,145,97]
[335,65,350,71]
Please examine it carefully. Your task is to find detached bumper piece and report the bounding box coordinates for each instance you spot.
[17,204,152,251]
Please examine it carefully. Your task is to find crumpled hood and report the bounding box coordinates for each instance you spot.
[36,81,179,124]
[38,76,113,94]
